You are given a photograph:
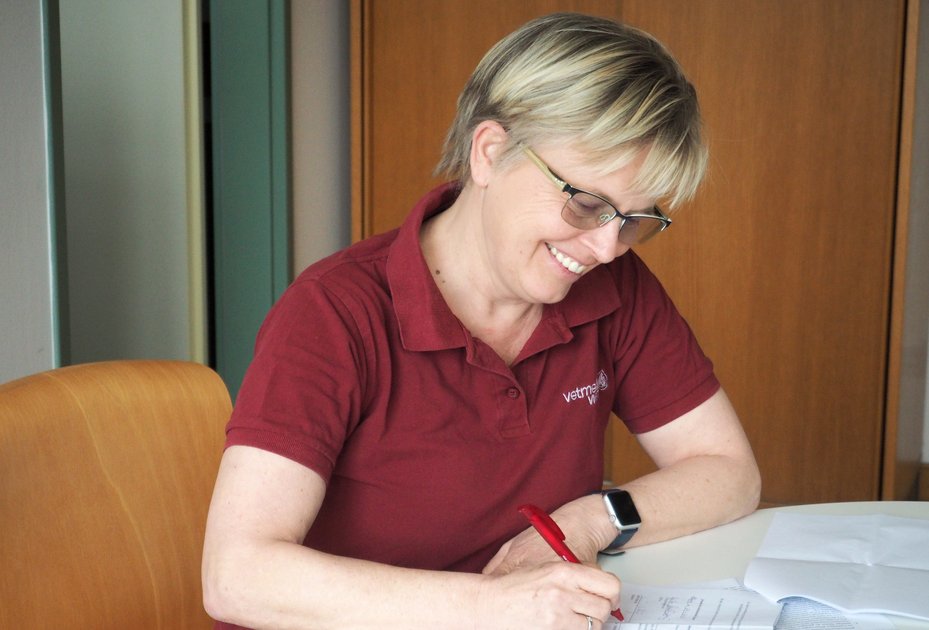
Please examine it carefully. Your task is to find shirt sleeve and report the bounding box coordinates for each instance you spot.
[224,276,370,483]
[610,253,720,434]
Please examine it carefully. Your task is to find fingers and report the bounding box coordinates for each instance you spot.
[582,614,609,630]
[483,524,601,576]
[481,560,621,629]
[571,583,618,625]
[569,562,622,607]
[570,565,623,627]
[482,529,545,576]
[481,541,508,575]
[536,562,622,623]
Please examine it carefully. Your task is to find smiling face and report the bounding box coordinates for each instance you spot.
[475,138,656,307]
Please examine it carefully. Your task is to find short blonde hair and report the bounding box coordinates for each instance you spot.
[435,13,707,208]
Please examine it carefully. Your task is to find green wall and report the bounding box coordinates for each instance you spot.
[209,0,291,399]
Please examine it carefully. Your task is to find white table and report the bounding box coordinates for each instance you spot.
[599,502,929,629]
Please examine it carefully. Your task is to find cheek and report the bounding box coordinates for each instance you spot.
[482,183,574,254]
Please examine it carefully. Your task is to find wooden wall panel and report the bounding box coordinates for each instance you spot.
[353,0,619,238]
[618,0,905,503]
[352,0,912,505]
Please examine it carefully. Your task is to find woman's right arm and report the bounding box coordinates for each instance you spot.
[202,445,621,630]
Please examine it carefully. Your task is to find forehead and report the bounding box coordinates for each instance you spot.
[533,143,655,209]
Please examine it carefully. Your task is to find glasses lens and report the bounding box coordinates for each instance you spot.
[561,191,616,230]
[619,215,667,245]
[562,191,669,245]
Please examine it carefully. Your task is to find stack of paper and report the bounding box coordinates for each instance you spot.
[605,583,782,629]
[774,597,892,629]
[744,513,929,621]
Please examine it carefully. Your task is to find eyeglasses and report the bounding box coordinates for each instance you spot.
[523,147,671,245]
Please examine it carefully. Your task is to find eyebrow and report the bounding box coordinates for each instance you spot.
[562,170,657,215]
[528,147,657,215]
[549,164,621,210]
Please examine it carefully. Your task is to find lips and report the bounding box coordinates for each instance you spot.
[546,244,587,275]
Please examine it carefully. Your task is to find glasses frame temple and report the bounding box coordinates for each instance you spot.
[523,146,672,236]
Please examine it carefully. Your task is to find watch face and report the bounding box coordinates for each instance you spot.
[606,490,641,527]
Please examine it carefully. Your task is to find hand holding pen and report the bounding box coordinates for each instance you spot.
[519,504,625,622]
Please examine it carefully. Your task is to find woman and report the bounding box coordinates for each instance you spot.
[203,13,760,630]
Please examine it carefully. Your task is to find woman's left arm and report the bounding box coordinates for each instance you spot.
[605,386,761,547]
[484,387,760,574]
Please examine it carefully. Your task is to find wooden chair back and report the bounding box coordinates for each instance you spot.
[0,360,231,628]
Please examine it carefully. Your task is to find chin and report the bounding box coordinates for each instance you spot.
[533,285,573,305]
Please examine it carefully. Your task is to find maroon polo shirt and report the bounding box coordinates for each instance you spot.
[225,182,718,574]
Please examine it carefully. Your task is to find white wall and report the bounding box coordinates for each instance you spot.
[0,3,62,383]
[291,0,351,274]
[58,0,194,363]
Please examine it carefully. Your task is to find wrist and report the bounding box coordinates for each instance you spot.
[599,488,642,553]
[544,495,615,557]
[576,493,622,552]
[469,572,505,630]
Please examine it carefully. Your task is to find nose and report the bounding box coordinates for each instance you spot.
[578,218,630,264]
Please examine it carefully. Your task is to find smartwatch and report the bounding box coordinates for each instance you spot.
[601,488,641,554]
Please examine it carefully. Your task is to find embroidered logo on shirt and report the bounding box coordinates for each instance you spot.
[562,369,609,406]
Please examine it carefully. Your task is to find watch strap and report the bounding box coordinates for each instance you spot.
[603,527,637,554]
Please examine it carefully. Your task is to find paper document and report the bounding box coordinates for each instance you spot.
[744,513,929,620]
[775,597,893,629]
[604,583,782,629]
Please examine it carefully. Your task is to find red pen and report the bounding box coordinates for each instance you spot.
[518,504,625,622]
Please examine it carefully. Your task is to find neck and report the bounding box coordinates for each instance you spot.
[420,184,542,363]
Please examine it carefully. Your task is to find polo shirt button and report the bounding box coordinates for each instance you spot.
[506,387,520,399]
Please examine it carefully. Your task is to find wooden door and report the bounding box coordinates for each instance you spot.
[351,0,908,505]
[351,0,619,238]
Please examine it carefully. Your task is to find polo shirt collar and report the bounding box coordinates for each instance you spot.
[388,183,622,355]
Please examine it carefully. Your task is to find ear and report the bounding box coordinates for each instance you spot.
[468,120,509,188]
